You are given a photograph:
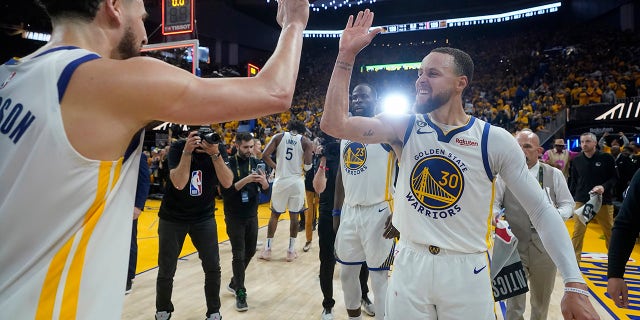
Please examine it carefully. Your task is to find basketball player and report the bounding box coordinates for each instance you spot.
[493,130,575,320]
[320,10,599,319]
[0,0,309,318]
[333,83,396,320]
[259,120,313,261]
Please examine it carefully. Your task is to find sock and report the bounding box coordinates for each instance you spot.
[265,238,273,250]
[288,237,296,252]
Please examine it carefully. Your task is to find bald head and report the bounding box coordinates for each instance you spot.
[515,130,542,168]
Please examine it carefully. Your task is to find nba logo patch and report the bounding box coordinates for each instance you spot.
[190,170,203,196]
[343,141,367,175]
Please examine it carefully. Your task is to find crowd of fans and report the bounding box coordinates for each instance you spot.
[144,22,640,190]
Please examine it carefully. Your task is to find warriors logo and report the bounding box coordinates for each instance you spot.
[410,155,464,209]
[343,141,367,175]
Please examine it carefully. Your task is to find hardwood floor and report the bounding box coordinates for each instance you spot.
[122,201,623,319]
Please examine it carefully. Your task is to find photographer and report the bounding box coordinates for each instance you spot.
[155,127,233,320]
[221,133,269,312]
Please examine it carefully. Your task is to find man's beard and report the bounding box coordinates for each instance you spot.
[115,26,140,59]
[413,89,452,114]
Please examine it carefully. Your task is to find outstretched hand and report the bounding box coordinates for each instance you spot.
[339,9,384,56]
[560,284,600,320]
[276,0,310,29]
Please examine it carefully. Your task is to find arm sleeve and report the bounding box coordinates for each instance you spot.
[134,153,151,209]
[489,128,584,284]
[608,170,640,278]
[551,167,575,220]
[598,136,606,149]
[622,134,630,148]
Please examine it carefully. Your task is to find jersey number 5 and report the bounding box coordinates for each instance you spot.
[285,147,293,160]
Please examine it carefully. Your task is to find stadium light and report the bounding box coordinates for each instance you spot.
[381,93,410,114]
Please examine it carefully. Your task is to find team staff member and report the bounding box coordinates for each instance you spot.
[155,129,233,320]
[569,132,617,263]
[320,10,598,319]
[607,170,640,308]
[0,0,309,318]
[494,130,575,320]
[222,133,269,312]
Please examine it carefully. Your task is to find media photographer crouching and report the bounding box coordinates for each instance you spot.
[155,126,233,320]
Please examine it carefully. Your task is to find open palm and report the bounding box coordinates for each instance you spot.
[339,9,384,55]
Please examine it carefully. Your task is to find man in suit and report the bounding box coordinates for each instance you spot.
[493,130,575,320]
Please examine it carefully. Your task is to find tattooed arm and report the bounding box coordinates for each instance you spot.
[320,10,406,148]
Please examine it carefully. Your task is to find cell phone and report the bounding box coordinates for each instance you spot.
[256,163,266,173]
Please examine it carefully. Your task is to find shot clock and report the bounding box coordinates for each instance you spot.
[162,0,194,35]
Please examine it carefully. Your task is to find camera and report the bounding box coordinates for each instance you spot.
[319,133,340,160]
[197,127,221,144]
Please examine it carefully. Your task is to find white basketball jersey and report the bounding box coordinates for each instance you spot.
[275,131,304,179]
[0,47,142,319]
[340,140,396,206]
[394,114,496,253]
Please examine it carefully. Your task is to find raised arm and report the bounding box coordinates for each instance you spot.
[319,10,402,146]
[63,0,309,161]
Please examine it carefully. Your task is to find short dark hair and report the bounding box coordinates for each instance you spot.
[353,83,378,99]
[36,0,104,21]
[287,120,306,134]
[235,132,254,144]
[430,47,474,86]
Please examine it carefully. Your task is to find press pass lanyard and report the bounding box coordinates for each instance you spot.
[235,154,251,178]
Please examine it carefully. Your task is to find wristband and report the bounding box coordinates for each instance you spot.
[564,287,590,297]
[332,209,341,216]
[319,165,329,171]
[211,153,220,160]
[182,150,192,155]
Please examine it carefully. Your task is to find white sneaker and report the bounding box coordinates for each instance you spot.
[286,250,298,262]
[155,311,171,320]
[321,308,334,320]
[206,312,222,320]
[259,249,271,261]
[361,297,375,316]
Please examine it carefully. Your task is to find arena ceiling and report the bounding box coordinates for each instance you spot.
[1,0,561,34]
[228,0,559,28]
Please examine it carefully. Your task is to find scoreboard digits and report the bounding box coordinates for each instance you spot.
[162,0,194,35]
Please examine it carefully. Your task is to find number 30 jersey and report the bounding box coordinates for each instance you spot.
[394,114,513,253]
[275,131,304,179]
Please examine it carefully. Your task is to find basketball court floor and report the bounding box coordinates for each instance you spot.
[121,199,638,319]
